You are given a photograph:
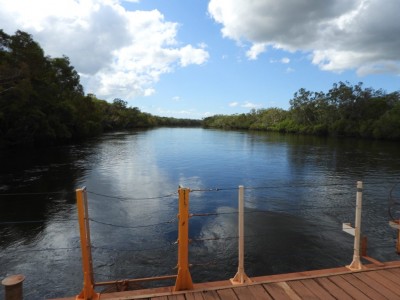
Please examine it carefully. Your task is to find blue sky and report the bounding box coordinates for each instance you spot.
[1,0,399,119]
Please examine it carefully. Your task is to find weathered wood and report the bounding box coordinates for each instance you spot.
[288,281,323,299]
[201,290,221,300]
[364,271,400,295]
[298,279,335,300]
[328,275,371,299]
[245,285,273,300]
[232,286,266,300]
[339,274,388,300]
[263,282,300,300]
[167,295,186,300]
[216,288,238,300]
[185,291,206,300]
[315,277,353,300]
[377,269,400,285]
[353,272,398,299]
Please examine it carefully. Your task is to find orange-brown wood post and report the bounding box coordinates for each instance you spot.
[76,187,100,300]
[174,187,194,291]
[2,274,25,300]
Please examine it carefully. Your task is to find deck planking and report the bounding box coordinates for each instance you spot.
[52,262,400,300]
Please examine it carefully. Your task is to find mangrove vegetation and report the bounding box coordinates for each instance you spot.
[204,82,400,140]
[0,30,200,148]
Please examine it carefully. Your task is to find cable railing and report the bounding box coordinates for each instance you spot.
[2,181,400,299]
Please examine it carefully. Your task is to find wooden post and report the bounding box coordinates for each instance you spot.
[174,187,194,291]
[230,185,252,284]
[347,181,363,270]
[2,274,25,300]
[76,187,100,300]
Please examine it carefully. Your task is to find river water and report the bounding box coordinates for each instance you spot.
[1,128,400,299]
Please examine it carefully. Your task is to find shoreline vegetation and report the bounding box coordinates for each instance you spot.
[203,83,400,140]
[1,30,400,149]
[0,30,201,148]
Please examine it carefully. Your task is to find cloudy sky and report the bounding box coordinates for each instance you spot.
[1,0,399,118]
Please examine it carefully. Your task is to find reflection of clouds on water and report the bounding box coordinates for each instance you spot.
[89,133,174,199]
[178,175,203,190]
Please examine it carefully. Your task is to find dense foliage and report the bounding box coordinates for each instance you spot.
[204,82,400,140]
[0,30,200,148]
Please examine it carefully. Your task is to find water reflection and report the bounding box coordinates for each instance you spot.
[1,128,400,299]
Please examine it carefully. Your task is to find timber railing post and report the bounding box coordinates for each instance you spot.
[2,274,25,300]
[76,187,100,300]
[347,181,364,270]
[174,187,194,291]
[230,185,251,284]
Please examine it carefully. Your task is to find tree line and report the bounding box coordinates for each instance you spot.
[0,30,200,148]
[204,82,400,140]
[2,30,399,148]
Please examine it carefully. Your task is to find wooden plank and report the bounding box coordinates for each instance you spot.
[340,274,389,300]
[297,279,335,300]
[263,282,301,300]
[167,295,186,300]
[232,286,258,300]
[328,275,371,299]
[232,286,272,300]
[247,285,273,300]
[315,277,353,300]
[354,272,398,299]
[377,269,400,285]
[216,288,238,300]
[185,291,205,300]
[386,267,400,279]
[364,271,400,295]
[287,281,318,299]
[201,290,221,300]
[263,283,293,300]
[275,282,301,300]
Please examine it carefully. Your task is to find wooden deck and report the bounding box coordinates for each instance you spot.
[54,261,400,300]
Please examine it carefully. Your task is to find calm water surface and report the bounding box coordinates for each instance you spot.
[1,128,400,299]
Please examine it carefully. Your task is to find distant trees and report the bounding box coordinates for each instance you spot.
[3,29,398,147]
[203,82,400,140]
[0,30,201,148]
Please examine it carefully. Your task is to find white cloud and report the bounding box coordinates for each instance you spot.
[155,107,205,119]
[0,0,209,99]
[208,0,400,75]
[270,57,290,64]
[241,101,260,109]
[229,101,239,107]
[246,43,267,60]
[172,96,181,102]
[144,88,155,96]
[281,57,290,64]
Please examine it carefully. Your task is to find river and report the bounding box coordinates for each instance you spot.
[1,128,400,299]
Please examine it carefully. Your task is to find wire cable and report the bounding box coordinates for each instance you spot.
[89,217,176,229]
[1,246,80,254]
[87,190,177,201]
[92,243,175,253]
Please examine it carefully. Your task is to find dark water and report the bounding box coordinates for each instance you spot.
[1,128,400,299]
